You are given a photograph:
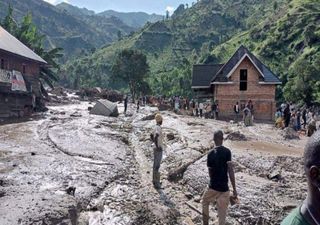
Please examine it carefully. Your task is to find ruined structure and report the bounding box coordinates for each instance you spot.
[192,46,281,120]
[0,26,46,118]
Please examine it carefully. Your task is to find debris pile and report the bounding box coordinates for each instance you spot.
[280,128,300,140]
[77,87,123,102]
[225,131,247,141]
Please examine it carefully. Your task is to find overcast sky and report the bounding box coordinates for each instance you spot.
[44,0,195,15]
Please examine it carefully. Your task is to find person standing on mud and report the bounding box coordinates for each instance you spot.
[284,104,291,128]
[281,130,320,225]
[202,130,237,225]
[302,108,307,129]
[124,95,128,114]
[234,101,240,122]
[152,114,164,189]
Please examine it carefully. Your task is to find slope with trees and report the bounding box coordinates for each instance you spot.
[63,0,288,96]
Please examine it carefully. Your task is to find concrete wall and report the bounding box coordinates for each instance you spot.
[214,57,276,121]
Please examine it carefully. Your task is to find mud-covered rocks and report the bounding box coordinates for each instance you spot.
[225,131,247,141]
[281,128,300,140]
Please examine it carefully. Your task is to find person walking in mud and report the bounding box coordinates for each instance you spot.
[202,130,237,225]
[281,130,320,225]
[151,114,164,189]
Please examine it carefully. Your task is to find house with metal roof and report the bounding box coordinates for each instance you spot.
[0,25,47,118]
[192,45,281,120]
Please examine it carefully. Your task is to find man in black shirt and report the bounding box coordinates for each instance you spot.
[202,130,237,225]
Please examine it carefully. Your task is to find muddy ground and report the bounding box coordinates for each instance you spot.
[0,100,310,225]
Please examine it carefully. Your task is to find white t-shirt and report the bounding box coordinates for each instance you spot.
[154,125,164,149]
[199,103,204,110]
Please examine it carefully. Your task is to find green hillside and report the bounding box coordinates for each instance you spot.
[63,0,320,104]
[0,0,134,61]
[98,10,163,28]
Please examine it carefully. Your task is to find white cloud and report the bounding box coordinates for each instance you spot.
[43,0,70,5]
[166,6,175,15]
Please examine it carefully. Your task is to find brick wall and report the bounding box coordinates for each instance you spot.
[0,50,41,96]
[214,57,276,121]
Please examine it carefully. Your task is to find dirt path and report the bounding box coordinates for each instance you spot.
[0,102,310,225]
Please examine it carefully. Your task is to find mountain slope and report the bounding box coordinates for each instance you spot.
[98,10,163,28]
[63,0,288,92]
[0,0,134,60]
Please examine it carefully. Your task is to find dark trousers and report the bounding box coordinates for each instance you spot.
[200,109,203,118]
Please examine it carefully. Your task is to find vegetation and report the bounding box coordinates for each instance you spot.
[111,49,150,101]
[7,0,318,105]
[1,6,62,89]
[0,0,135,61]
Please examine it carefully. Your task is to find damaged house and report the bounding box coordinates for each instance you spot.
[192,46,281,120]
[0,26,46,118]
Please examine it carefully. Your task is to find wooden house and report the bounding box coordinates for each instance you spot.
[0,26,47,118]
[192,46,281,120]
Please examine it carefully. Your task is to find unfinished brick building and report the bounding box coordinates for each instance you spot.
[192,46,281,120]
[0,26,47,118]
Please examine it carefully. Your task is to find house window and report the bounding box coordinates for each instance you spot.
[1,59,4,69]
[22,64,26,74]
[240,69,248,91]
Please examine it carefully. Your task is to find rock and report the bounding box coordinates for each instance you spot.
[66,187,76,196]
[70,112,82,117]
[184,192,193,199]
[31,152,36,156]
[158,104,171,111]
[167,133,175,141]
[281,128,300,140]
[141,113,156,121]
[225,131,247,141]
[268,171,282,181]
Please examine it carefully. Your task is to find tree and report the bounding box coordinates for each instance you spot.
[283,57,320,106]
[2,5,17,35]
[111,49,149,102]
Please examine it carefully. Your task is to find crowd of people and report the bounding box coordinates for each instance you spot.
[275,103,318,137]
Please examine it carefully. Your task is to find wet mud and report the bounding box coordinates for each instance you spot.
[0,101,309,225]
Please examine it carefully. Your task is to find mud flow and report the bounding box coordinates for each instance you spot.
[0,101,309,225]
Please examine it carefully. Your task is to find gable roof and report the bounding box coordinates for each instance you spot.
[0,26,46,64]
[211,45,281,84]
[192,64,224,88]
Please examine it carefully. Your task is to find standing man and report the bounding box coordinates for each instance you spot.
[152,114,164,189]
[234,101,240,122]
[211,101,217,119]
[281,130,320,225]
[284,104,291,128]
[199,102,204,118]
[124,95,128,114]
[202,130,237,225]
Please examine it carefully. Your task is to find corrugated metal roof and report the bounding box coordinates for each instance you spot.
[192,64,224,88]
[0,26,46,64]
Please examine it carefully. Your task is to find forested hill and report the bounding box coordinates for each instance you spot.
[63,0,320,104]
[61,0,286,91]
[97,10,163,28]
[0,0,135,61]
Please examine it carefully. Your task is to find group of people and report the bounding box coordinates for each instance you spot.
[275,103,318,136]
[151,113,320,225]
[233,100,254,126]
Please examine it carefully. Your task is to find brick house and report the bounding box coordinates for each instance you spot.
[192,46,281,120]
[0,26,47,118]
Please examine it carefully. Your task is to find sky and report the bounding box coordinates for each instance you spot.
[44,0,195,15]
